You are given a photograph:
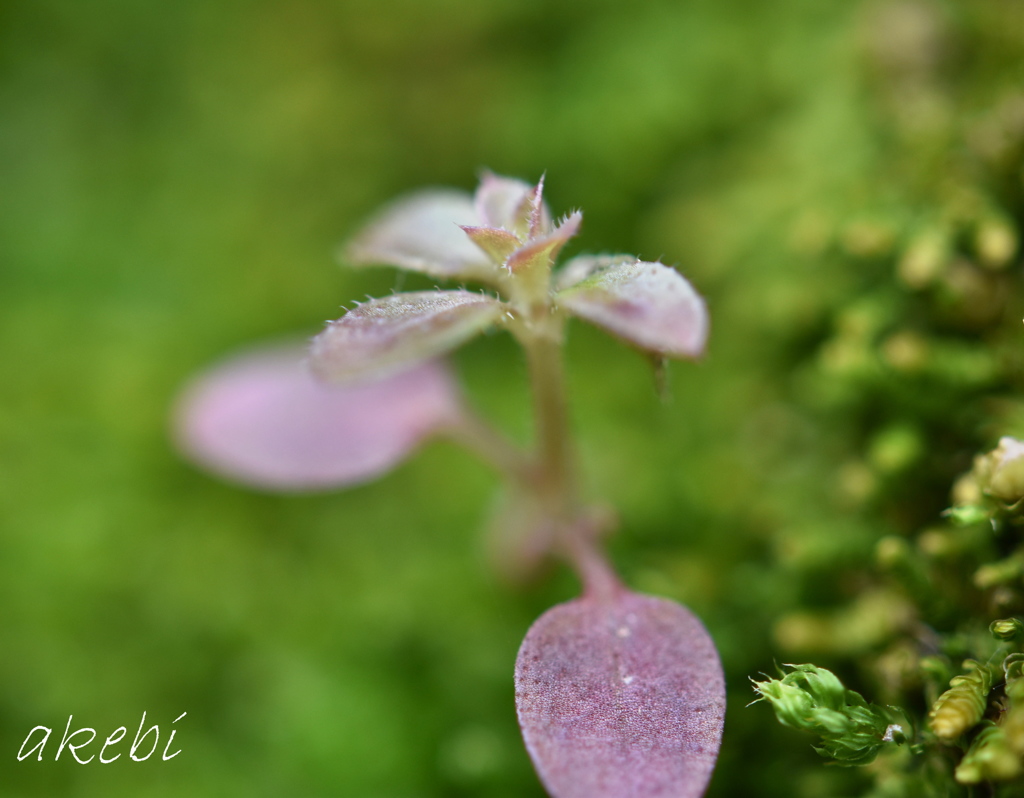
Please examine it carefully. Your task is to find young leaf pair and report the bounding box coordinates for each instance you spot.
[311,172,706,385]
[174,172,725,798]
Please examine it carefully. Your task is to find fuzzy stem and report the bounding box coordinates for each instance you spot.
[518,309,622,597]
[523,325,575,514]
[562,522,623,602]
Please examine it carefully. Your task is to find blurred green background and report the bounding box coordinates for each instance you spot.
[2,0,1023,795]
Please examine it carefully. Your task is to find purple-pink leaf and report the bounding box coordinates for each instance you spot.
[554,254,637,291]
[526,174,549,239]
[474,171,551,237]
[344,190,500,284]
[516,590,725,798]
[173,345,461,491]
[555,261,709,359]
[310,290,507,383]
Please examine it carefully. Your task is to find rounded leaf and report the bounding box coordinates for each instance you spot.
[310,290,507,383]
[515,590,725,798]
[556,261,708,359]
[554,254,637,291]
[344,190,499,284]
[173,344,461,491]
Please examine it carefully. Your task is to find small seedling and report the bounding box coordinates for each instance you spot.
[175,172,725,798]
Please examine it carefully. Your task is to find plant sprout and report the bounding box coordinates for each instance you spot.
[174,172,725,798]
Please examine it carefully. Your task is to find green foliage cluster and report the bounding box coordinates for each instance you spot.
[755,467,1024,795]
[2,0,1023,796]
[753,664,905,766]
[738,0,1024,774]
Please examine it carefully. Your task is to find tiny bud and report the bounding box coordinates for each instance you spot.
[919,655,952,688]
[917,529,956,558]
[975,559,1023,590]
[880,330,928,372]
[974,216,1018,270]
[1005,655,1024,706]
[787,209,832,256]
[876,536,911,569]
[772,613,830,654]
[991,586,1020,612]
[955,722,1022,784]
[1003,706,1024,757]
[990,618,1024,641]
[837,303,883,338]
[868,424,922,475]
[951,471,983,508]
[898,228,948,288]
[841,219,894,259]
[945,504,991,527]
[873,641,919,696]
[837,460,877,506]
[978,437,1024,503]
[940,260,1004,327]
[929,662,994,742]
[818,336,871,378]
[882,724,906,745]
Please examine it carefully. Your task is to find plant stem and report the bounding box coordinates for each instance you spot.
[524,325,575,516]
[563,525,623,602]
[519,310,622,598]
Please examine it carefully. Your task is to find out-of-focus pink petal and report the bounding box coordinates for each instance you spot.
[555,261,708,359]
[310,290,507,383]
[474,171,551,236]
[474,172,532,231]
[515,590,725,798]
[343,190,499,284]
[173,345,462,492]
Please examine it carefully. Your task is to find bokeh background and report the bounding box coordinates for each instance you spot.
[2,0,1023,795]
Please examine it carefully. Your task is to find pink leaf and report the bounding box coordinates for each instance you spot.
[554,254,637,291]
[310,290,507,383]
[526,173,549,239]
[516,590,725,798]
[173,344,461,491]
[555,261,708,359]
[474,171,551,236]
[344,190,500,284]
